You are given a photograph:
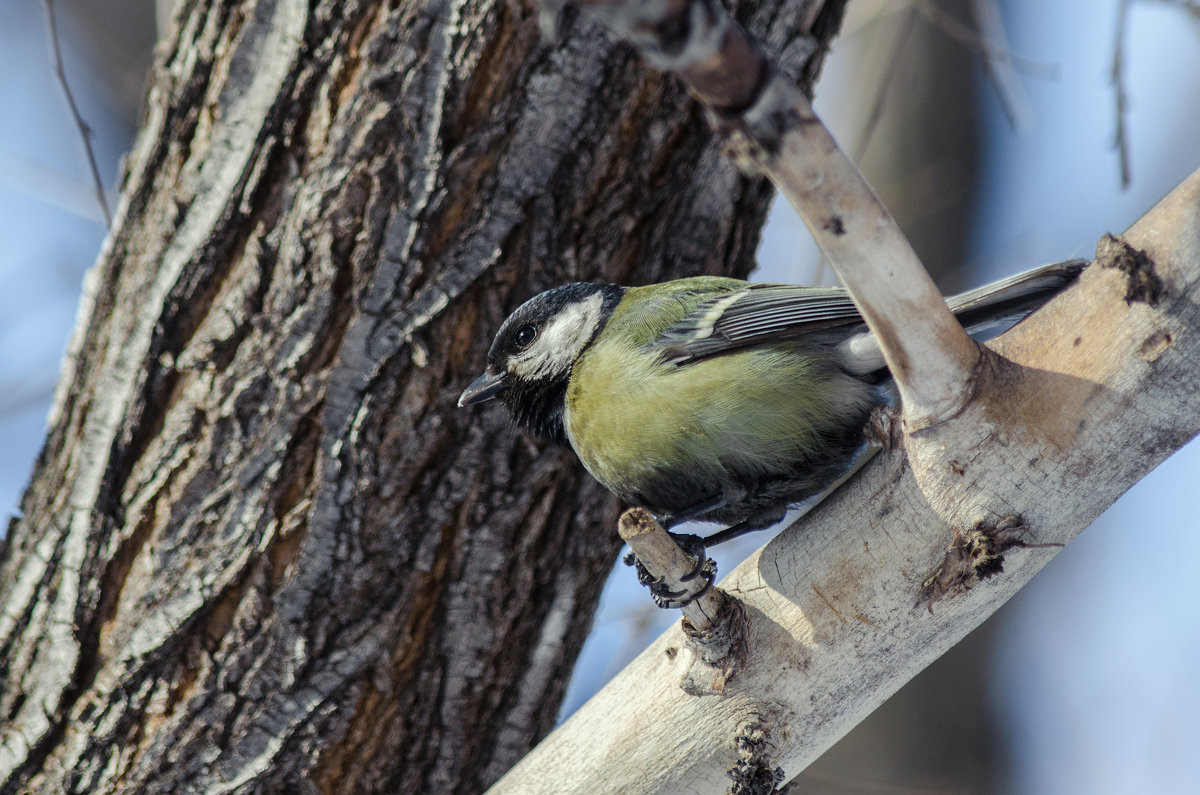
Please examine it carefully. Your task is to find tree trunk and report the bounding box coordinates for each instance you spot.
[0,0,847,791]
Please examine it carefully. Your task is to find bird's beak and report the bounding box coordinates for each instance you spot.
[458,368,508,407]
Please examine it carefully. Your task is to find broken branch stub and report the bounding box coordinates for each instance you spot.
[618,508,747,693]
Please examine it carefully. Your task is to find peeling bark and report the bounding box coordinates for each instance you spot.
[0,0,847,792]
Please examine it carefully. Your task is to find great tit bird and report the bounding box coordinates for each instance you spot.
[459,261,1084,547]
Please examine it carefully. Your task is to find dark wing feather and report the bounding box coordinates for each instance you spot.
[650,260,1087,367]
[652,284,864,364]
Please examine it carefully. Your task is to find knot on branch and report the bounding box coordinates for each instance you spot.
[919,515,1043,607]
[1097,233,1164,306]
[679,591,747,695]
[727,720,785,795]
[579,0,731,73]
[864,403,901,451]
[713,74,806,174]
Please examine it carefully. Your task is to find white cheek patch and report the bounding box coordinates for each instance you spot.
[511,291,604,380]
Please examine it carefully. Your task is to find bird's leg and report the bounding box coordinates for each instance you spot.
[697,516,775,548]
[670,502,789,581]
[719,444,881,548]
[656,494,727,528]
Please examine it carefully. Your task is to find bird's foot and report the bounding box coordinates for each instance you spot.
[622,533,717,609]
[665,533,712,582]
[697,502,788,548]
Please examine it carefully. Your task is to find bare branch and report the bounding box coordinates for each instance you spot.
[965,0,1034,131]
[913,0,1056,80]
[618,509,749,695]
[1112,0,1134,189]
[39,0,112,226]
[849,4,919,163]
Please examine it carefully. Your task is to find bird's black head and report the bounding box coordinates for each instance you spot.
[459,282,625,445]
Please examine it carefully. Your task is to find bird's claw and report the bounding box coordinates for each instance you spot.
[623,536,717,610]
[666,533,711,582]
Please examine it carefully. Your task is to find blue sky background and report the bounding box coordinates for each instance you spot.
[965,3,1200,792]
[2,1,1198,792]
[0,0,129,517]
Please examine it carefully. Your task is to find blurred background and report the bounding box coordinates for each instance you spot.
[2,0,1198,792]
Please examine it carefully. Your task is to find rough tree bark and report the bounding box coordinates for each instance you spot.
[0,0,848,792]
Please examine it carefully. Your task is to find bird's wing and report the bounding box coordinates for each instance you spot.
[648,260,1087,369]
[650,283,864,364]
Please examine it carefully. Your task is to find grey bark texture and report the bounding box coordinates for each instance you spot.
[0,0,847,792]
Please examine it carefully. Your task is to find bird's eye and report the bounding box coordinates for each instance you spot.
[513,325,537,349]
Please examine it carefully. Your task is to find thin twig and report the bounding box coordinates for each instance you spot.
[852,4,920,163]
[967,0,1034,132]
[914,0,1057,81]
[1109,0,1200,189]
[1111,0,1133,190]
[40,0,112,227]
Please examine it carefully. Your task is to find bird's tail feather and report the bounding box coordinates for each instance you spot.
[832,259,1087,375]
[950,259,1087,341]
